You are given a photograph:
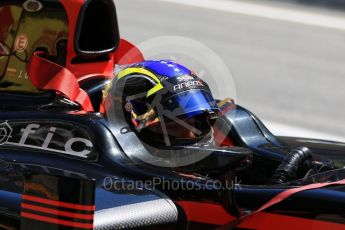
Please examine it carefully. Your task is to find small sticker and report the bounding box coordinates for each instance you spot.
[0,121,13,145]
[23,0,43,12]
[14,34,29,53]
[18,70,23,78]
[177,75,194,82]
[125,102,133,112]
[6,68,17,77]
[173,80,204,91]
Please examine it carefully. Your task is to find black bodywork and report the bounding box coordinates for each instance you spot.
[0,102,344,229]
[1,0,345,229]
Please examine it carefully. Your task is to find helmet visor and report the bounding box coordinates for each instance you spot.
[160,89,219,119]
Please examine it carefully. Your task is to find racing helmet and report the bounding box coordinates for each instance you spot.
[107,60,220,146]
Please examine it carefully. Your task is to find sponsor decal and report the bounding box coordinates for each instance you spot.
[6,68,17,77]
[173,80,204,91]
[0,121,94,159]
[125,102,133,112]
[159,76,169,82]
[177,75,194,82]
[0,121,12,145]
[14,34,29,53]
[23,0,43,12]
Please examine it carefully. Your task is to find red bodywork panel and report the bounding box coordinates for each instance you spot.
[60,0,144,81]
[176,201,236,225]
[76,38,145,82]
[26,0,144,111]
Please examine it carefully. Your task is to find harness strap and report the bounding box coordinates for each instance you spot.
[221,178,345,228]
[27,51,94,111]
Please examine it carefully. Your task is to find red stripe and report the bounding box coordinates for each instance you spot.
[21,212,93,229]
[22,195,95,211]
[176,201,236,225]
[223,178,345,228]
[256,178,345,213]
[22,203,94,220]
